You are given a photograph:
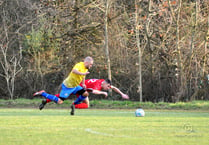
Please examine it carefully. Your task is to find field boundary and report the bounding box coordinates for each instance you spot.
[0,99,209,110]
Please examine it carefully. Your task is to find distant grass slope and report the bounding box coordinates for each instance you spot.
[0,98,209,110]
[0,109,208,145]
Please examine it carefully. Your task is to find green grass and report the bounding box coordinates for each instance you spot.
[1,99,209,110]
[0,109,208,145]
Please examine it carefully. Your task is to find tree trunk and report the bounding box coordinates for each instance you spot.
[135,0,142,102]
[189,0,198,101]
[105,0,111,81]
[175,0,184,102]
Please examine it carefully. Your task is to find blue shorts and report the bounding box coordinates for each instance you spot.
[59,83,84,99]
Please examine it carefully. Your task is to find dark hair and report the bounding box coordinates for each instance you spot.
[105,79,112,85]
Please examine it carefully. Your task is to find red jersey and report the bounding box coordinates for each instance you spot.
[80,79,104,91]
[50,79,105,100]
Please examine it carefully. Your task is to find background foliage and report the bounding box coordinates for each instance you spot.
[0,0,208,102]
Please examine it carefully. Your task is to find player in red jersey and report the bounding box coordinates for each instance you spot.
[39,79,129,110]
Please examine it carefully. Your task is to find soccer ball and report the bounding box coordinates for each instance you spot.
[135,108,145,117]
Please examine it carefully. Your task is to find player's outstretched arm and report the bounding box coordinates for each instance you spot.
[111,86,129,99]
[92,90,108,98]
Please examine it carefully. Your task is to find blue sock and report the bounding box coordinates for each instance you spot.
[42,92,59,103]
[74,95,86,105]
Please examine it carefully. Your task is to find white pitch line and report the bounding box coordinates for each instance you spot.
[85,128,133,138]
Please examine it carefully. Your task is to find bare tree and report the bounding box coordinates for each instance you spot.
[204,15,209,74]
[0,9,22,99]
[188,0,199,100]
[104,0,112,81]
[135,0,142,102]
[0,0,208,101]
[174,0,184,101]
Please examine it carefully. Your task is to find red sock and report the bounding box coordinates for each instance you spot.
[46,94,60,103]
[46,99,51,103]
[75,103,88,109]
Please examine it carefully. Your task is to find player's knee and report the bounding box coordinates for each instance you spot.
[82,91,89,97]
[57,99,63,104]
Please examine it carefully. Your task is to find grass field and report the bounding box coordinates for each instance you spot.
[0,109,208,145]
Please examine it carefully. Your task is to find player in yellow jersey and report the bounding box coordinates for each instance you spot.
[33,56,94,115]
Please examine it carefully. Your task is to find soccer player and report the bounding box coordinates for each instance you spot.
[33,56,94,115]
[39,79,129,110]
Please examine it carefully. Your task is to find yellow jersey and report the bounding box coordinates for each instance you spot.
[63,62,88,88]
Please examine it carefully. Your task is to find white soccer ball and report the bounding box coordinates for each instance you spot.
[135,108,145,117]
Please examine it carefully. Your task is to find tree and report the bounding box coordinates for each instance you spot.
[135,0,142,102]
[0,0,208,101]
[104,0,112,82]
[0,8,22,99]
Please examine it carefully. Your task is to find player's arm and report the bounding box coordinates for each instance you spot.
[92,90,108,98]
[111,85,129,99]
[72,69,90,75]
[81,77,86,89]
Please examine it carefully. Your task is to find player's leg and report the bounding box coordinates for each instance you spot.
[45,83,74,104]
[42,92,63,104]
[39,99,47,110]
[33,90,63,104]
[45,94,60,103]
[75,89,91,109]
[83,97,89,107]
[74,97,89,109]
[39,94,60,110]
[73,90,88,104]
[70,86,89,115]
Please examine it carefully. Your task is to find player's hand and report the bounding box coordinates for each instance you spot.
[122,94,129,99]
[82,84,86,89]
[83,72,90,75]
[103,92,108,98]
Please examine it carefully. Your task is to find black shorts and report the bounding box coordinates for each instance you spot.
[76,88,86,95]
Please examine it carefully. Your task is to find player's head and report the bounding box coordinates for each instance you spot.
[101,79,112,90]
[84,56,94,69]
